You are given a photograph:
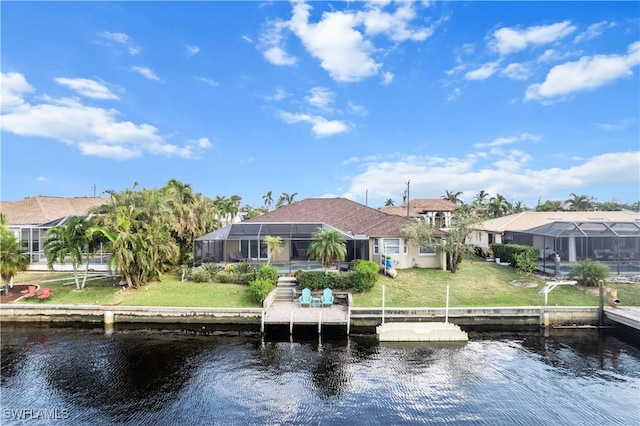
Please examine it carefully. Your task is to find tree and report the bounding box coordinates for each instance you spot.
[565,193,594,211]
[401,207,481,273]
[263,191,273,211]
[276,192,298,208]
[263,235,283,264]
[487,194,511,218]
[0,214,30,294]
[568,259,610,286]
[384,198,395,207]
[536,199,563,212]
[308,228,346,273]
[44,216,95,290]
[473,190,490,204]
[442,190,464,205]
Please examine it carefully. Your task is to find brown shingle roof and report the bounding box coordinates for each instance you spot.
[380,198,457,217]
[0,196,108,225]
[246,198,414,237]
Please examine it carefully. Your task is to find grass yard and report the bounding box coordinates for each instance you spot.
[9,258,640,308]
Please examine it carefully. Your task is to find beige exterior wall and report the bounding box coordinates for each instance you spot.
[368,238,446,270]
[466,230,503,248]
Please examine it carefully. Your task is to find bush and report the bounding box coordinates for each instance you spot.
[513,252,538,276]
[352,260,379,292]
[191,268,212,283]
[490,243,538,266]
[256,264,278,285]
[297,271,329,290]
[326,271,352,290]
[202,263,223,276]
[214,271,255,284]
[249,279,275,303]
[234,262,254,274]
[568,259,611,286]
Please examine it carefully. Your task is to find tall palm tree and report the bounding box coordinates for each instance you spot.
[0,214,30,294]
[536,199,563,212]
[487,194,512,218]
[565,193,593,211]
[263,191,273,211]
[44,216,93,290]
[473,190,489,204]
[276,192,298,208]
[308,228,347,273]
[442,190,464,205]
[384,198,395,207]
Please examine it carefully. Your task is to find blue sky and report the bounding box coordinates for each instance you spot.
[2,1,639,209]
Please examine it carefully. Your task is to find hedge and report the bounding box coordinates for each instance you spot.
[489,243,539,266]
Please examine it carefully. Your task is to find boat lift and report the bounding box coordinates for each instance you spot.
[539,281,577,306]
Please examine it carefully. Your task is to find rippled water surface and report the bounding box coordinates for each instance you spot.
[1,325,639,425]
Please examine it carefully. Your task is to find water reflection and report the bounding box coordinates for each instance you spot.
[1,324,639,425]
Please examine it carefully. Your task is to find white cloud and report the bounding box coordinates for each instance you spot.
[185,44,200,56]
[342,150,640,207]
[574,21,615,44]
[54,77,120,100]
[305,87,335,111]
[264,87,289,101]
[474,133,541,149]
[37,176,49,182]
[1,72,210,160]
[196,77,219,87]
[501,63,531,80]
[347,102,368,116]
[525,41,640,101]
[465,61,500,80]
[358,1,434,42]
[489,20,576,55]
[131,66,160,81]
[277,110,350,137]
[381,72,394,85]
[263,46,297,66]
[100,31,140,55]
[259,19,297,66]
[242,35,253,44]
[594,118,636,130]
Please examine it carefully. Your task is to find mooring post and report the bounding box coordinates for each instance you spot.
[318,311,322,334]
[261,310,265,334]
[382,285,385,325]
[346,305,351,335]
[289,311,294,335]
[445,285,450,323]
[598,279,604,326]
[104,311,115,335]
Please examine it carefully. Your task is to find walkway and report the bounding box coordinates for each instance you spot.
[604,306,640,331]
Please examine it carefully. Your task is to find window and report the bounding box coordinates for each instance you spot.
[373,238,379,255]
[404,239,408,254]
[419,245,435,256]
[382,238,400,254]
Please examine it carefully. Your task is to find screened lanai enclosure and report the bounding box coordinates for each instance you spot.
[505,220,640,275]
[193,222,369,272]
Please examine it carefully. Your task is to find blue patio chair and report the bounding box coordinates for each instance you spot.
[299,288,312,307]
[321,288,334,307]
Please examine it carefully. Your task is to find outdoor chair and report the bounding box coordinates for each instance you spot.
[321,288,334,307]
[229,251,246,262]
[23,285,37,299]
[299,288,312,307]
[37,287,51,301]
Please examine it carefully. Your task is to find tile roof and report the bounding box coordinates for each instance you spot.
[246,197,415,237]
[475,211,640,232]
[0,196,108,225]
[380,198,457,217]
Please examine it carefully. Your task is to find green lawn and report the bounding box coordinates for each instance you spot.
[10,259,640,308]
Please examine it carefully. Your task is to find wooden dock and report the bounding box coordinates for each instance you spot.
[376,322,468,342]
[604,306,640,330]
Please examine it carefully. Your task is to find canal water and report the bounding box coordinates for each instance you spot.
[1,324,639,425]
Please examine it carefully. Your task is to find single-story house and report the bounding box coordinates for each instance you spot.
[379,199,457,228]
[469,211,640,274]
[0,196,108,266]
[194,198,446,270]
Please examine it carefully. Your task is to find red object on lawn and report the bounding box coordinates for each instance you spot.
[38,287,51,300]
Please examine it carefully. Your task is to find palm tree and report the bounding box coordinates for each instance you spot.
[263,191,273,211]
[536,199,563,212]
[384,198,395,207]
[263,235,283,264]
[276,192,297,208]
[0,214,30,294]
[308,228,347,273]
[565,193,593,211]
[442,190,464,205]
[487,194,512,218]
[44,216,94,290]
[473,190,489,205]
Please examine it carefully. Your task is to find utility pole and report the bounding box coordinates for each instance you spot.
[405,180,410,218]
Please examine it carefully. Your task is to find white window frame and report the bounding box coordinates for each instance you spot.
[419,245,436,256]
[382,238,401,255]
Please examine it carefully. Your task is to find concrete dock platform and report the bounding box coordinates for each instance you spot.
[376,322,469,342]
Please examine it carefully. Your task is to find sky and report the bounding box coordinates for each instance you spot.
[1,1,639,210]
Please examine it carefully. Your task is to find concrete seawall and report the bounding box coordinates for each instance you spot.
[0,304,604,329]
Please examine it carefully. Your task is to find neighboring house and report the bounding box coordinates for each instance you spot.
[380,199,457,228]
[194,198,446,270]
[0,196,108,265]
[470,211,640,274]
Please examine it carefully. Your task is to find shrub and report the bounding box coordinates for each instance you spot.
[513,252,538,276]
[190,268,211,283]
[568,259,611,286]
[297,271,329,290]
[223,264,234,273]
[214,271,255,284]
[352,260,379,292]
[326,271,351,290]
[490,243,538,266]
[202,263,223,276]
[234,262,254,274]
[256,264,278,285]
[293,269,305,280]
[249,279,275,303]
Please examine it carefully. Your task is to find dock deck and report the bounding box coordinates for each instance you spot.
[604,306,640,330]
[264,301,349,326]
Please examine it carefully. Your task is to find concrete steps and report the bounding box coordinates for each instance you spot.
[274,277,298,302]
